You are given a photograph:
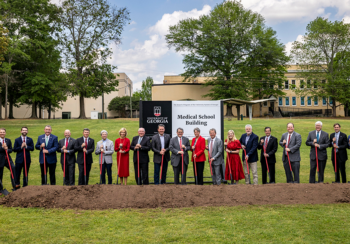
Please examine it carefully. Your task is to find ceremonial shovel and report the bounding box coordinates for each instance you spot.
[63,151,66,186]
[42,148,48,185]
[332,146,339,184]
[314,139,321,183]
[5,150,16,191]
[243,148,251,184]
[23,147,28,186]
[116,144,122,185]
[225,145,234,185]
[263,147,272,184]
[285,144,294,183]
[0,179,9,196]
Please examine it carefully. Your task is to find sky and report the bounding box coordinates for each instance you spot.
[51,0,350,90]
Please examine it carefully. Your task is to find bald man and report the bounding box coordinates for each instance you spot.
[57,130,76,185]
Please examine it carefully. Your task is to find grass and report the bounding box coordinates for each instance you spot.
[1,118,350,243]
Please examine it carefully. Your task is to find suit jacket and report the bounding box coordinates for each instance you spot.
[130,136,151,164]
[257,136,278,164]
[74,137,95,165]
[169,136,191,167]
[239,133,259,163]
[191,136,206,162]
[13,136,34,164]
[95,139,114,164]
[207,137,223,166]
[306,130,329,160]
[279,132,302,162]
[57,137,76,165]
[329,132,348,162]
[35,134,58,164]
[152,133,171,163]
[0,138,14,167]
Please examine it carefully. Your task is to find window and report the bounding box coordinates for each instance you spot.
[285,97,290,106]
[263,101,268,107]
[314,81,318,89]
[329,97,333,105]
[278,83,283,89]
[322,97,327,106]
[292,96,296,106]
[314,96,318,106]
[301,97,305,106]
[291,80,296,89]
[62,112,71,119]
[307,80,311,89]
[300,80,305,89]
[284,80,289,90]
[278,97,283,106]
[307,96,312,106]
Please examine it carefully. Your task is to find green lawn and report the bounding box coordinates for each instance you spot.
[1,118,350,243]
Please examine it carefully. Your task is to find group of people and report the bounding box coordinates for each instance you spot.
[0,121,348,192]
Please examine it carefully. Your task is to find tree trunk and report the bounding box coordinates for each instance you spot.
[226,104,233,116]
[236,105,241,120]
[30,101,38,118]
[39,104,42,119]
[332,98,336,117]
[9,100,14,119]
[5,74,8,119]
[48,103,51,119]
[344,104,349,117]
[0,92,2,119]
[78,95,87,119]
[259,103,262,117]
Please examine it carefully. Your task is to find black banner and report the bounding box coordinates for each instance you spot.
[139,101,172,137]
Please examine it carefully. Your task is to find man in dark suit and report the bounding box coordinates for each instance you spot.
[239,124,259,185]
[169,127,191,185]
[130,128,151,185]
[257,127,278,184]
[74,128,94,185]
[306,121,330,183]
[35,125,59,185]
[0,128,16,190]
[57,129,76,185]
[13,127,34,187]
[329,123,347,183]
[152,124,171,185]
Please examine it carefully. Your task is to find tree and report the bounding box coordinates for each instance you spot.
[166,1,288,116]
[0,19,9,66]
[107,96,139,118]
[291,17,350,117]
[140,76,153,101]
[60,0,130,119]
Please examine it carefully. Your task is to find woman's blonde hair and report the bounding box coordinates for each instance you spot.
[226,130,237,142]
[119,127,127,136]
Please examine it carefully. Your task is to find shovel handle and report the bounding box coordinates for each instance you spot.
[5,150,14,180]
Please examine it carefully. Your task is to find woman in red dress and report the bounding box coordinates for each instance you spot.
[191,127,206,185]
[114,128,130,185]
[224,130,245,184]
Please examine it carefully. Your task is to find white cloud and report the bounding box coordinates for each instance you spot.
[343,16,350,23]
[109,5,212,90]
[130,21,137,25]
[285,34,303,56]
[240,0,350,23]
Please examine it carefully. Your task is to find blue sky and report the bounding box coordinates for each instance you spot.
[53,0,350,90]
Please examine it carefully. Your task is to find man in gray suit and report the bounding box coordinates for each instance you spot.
[206,128,224,185]
[279,122,302,183]
[169,127,191,185]
[57,130,76,185]
[152,124,171,185]
[306,121,329,183]
[95,130,114,184]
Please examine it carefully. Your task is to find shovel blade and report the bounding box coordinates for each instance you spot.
[1,189,9,196]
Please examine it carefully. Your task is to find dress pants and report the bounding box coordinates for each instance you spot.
[101,162,112,184]
[261,162,275,184]
[173,163,188,185]
[283,159,300,183]
[211,164,222,185]
[15,162,31,186]
[0,160,16,187]
[78,163,92,185]
[332,158,347,183]
[154,161,168,185]
[309,159,326,183]
[61,163,75,185]
[243,160,258,185]
[134,162,149,185]
[40,163,56,185]
[193,161,204,185]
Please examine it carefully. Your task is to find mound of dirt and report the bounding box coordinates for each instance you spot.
[1,183,350,210]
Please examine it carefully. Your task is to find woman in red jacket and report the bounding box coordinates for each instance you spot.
[191,127,206,185]
[224,130,245,184]
[114,128,130,185]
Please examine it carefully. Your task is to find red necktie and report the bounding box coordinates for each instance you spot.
[23,137,25,143]
[85,138,88,147]
[287,134,291,146]
[180,138,182,151]
[66,139,68,148]
[264,137,269,150]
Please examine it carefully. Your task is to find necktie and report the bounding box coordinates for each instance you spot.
[287,134,291,146]
[138,137,142,144]
[66,139,69,148]
[210,139,213,155]
[180,138,182,151]
[45,136,48,146]
[317,131,319,143]
[23,137,25,143]
[336,133,339,153]
[85,138,88,147]
[264,137,269,150]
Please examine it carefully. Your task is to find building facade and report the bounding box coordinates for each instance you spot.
[153,65,344,117]
[2,73,133,119]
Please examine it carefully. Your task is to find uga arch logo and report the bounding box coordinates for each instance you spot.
[154,106,161,117]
